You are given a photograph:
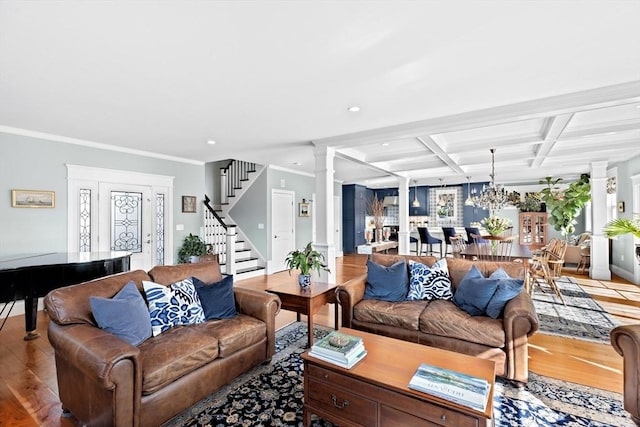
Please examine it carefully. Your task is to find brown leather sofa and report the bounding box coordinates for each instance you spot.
[336,253,539,384]
[44,260,281,427]
[610,325,640,426]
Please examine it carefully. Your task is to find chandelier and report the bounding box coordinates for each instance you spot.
[470,148,513,211]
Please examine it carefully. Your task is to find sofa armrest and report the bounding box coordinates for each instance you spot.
[335,273,367,328]
[48,322,141,389]
[610,325,640,422]
[502,291,539,383]
[234,288,281,359]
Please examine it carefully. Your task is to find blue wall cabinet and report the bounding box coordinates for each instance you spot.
[342,184,368,254]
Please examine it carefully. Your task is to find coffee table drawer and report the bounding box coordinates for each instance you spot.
[306,377,377,426]
[306,363,369,391]
[380,402,479,427]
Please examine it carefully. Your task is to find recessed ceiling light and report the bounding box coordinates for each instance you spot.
[347,106,360,112]
[381,142,389,146]
[207,140,216,145]
[293,162,301,166]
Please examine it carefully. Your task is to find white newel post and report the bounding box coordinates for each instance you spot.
[313,144,336,284]
[220,169,228,205]
[398,176,410,255]
[226,225,237,276]
[590,161,611,280]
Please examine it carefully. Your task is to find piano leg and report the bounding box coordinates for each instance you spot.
[24,293,40,340]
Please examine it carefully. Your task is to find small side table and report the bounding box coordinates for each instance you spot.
[266,281,339,348]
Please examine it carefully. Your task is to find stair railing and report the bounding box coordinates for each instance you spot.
[203,195,236,275]
[220,160,256,204]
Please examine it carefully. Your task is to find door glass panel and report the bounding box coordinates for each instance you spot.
[111,191,142,253]
[79,188,92,252]
[156,193,165,265]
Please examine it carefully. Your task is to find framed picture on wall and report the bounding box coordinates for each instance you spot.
[182,196,197,213]
[435,188,457,220]
[299,202,310,217]
[11,189,55,208]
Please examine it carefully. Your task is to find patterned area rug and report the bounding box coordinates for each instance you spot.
[163,322,633,427]
[531,276,620,343]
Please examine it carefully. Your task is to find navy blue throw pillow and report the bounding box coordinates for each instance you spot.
[193,275,237,320]
[485,269,524,319]
[363,259,408,302]
[453,265,500,316]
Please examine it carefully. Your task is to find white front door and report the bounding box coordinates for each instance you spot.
[271,189,295,272]
[98,183,154,271]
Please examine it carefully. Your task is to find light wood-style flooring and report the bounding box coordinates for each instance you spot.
[1,254,638,426]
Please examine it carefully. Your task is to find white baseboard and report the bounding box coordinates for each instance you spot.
[610,264,637,284]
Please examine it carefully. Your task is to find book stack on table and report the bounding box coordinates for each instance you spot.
[308,331,367,369]
[408,363,491,412]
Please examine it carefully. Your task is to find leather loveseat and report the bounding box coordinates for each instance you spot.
[44,260,281,427]
[610,325,640,425]
[336,253,539,384]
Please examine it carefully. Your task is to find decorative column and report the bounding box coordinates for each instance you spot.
[313,145,336,284]
[397,176,410,254]
[590,161,611,280]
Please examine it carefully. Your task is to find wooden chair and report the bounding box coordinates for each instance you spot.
[471,234,517,262]
[449,235,468,259]
[528,238,568,304]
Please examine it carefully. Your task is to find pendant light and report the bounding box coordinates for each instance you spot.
[464,176,474,206]
[412,180,420,208]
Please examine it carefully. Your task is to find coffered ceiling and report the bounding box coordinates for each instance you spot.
[1,1,639,188]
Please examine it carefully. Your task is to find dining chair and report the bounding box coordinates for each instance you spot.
[441,227,457,257]
[449,236,468,259]
[409,236,419,254]
[417,227,443,258]
[465,227,487,244]
[471,234,518,262]
[528,238,568,304]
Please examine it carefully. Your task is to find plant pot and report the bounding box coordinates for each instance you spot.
[298,274,312,289]
[189,255,200,264]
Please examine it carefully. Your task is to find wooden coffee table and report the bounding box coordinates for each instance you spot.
[266,281,338,348]
[302,328,496,427]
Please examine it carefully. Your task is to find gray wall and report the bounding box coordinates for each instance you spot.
[0,134,205,260]
[609,154,640,274]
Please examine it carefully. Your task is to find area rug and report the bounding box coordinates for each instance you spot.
[163,322,633,427]
[531,276,620,343]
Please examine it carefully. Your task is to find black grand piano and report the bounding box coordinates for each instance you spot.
[0,251,131,340]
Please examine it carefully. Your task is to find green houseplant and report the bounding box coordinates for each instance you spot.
[284,242,330,288]
[604,218,640,264]
[539,174,591,239]
[178,233,208,264]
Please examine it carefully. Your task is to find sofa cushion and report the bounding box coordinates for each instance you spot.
[138,324,219,395]
[452,265,499,316]
[419,300,505,348]
[143,279,206,336]
[89,281,152,346]
[202,314,267,357]
[363,259,408,302]
[407,259,453,301]
[354,299,428,330]
[148,260,222,286]
[194,275,237,320]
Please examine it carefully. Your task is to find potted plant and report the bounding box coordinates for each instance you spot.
[603,217,640,264]
[177,233,208,264]
[539,174,591,239]
[518,194,542,212]
[284,242,330,288]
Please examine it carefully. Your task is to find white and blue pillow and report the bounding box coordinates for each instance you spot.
[407,259,453,301]
[143,278,205,336]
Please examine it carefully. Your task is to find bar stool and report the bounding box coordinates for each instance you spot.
[577,246,590,274]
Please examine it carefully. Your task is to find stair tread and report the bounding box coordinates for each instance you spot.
[236,266,266,274]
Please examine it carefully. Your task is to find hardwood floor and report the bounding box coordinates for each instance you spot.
[1,254,638,426]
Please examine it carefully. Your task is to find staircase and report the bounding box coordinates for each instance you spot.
[202,160,266,280]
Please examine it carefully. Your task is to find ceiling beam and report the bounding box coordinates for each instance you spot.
[531,113,574,168]
[416,136,466,175]
[334,150,404,178]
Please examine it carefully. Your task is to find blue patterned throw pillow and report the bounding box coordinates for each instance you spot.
[407,259,453,301]
[143,278,205,336]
